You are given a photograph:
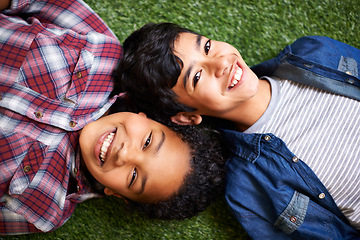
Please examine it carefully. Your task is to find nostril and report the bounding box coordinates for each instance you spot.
[115,142,125,160]
[117,142,125,157]
[216,65,228,78]
[223,65,229,76]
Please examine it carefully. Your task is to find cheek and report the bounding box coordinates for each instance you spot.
[243,72,259,94]
[79,132,93,160]
[197,96,225,114]
[97,170,126,191]
[196,88,237,114]
[79,121,100,146]
[197,83,223,104]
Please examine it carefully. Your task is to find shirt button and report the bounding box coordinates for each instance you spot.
[69,121,77,128]
[77,185,80,192]
[319,193,326,199]
[292,156,299,162]
[303,63,313,69]
[264,135,271,141]
[346,79,355,84]
[74,168,78,174]
[290,216,297,223]
[23,165,31,173]
[35,111,43,118]
[76,72,82,78]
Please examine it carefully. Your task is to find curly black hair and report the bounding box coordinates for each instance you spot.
[112,22,196,120]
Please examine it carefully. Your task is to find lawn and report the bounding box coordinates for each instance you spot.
[2,0,359,239]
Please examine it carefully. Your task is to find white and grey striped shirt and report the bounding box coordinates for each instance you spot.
[245,77,360,230]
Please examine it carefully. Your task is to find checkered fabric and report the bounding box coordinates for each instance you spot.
[0,0,122,234]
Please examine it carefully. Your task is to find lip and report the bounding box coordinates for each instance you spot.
[95,128,117,166]
[227,60,245,91]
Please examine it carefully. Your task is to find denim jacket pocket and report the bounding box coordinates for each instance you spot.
[275,191,309,234]
[275,191,359,239]
[338,56,358,78]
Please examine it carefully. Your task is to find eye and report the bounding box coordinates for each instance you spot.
[143,132,152,150]
[128,168,137,188]
[204,39,211,55]
[193,70,201,88]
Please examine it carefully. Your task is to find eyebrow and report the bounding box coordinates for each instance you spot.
[182,34,202,88]
[137,131,165,195]
[156,130,166,154]
[137,176,147,195]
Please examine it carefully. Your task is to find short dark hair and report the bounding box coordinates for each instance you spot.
[112,22,196,120]
[128,119,227,220]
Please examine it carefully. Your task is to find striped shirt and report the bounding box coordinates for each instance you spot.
[0,0,122,234]
[246,77,360,229]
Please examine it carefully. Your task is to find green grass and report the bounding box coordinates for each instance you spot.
[2,0,359,239]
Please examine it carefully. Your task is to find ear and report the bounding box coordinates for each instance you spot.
[104,187,115,196]
[104,187,122,198]
[138,112,146,118]
[104,188,129,203]
[171,112,202,125]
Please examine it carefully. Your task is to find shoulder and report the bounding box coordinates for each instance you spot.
[289,36,359,61]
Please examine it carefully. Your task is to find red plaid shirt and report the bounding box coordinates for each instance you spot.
[0,0,122,234]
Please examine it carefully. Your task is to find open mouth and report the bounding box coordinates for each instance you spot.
[228,64,243,90]
[99,130,116,165]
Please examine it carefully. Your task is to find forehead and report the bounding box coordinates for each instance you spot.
[173,33,204,89]
[174,32,202,56]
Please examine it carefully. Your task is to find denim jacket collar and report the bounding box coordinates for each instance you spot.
[220,129,264,163]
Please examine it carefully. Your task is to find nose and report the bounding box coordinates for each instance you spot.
[206,55,229,78]
[114,141,143,166]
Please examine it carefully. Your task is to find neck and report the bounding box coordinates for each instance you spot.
[228,79,271,132]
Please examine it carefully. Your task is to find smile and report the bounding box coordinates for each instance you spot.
[228,64,243,90]
[99,131,115,165]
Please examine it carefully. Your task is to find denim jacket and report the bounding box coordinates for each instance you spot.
[224,36,360,239]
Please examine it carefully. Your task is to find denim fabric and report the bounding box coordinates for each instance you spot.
[251,36,360,101]
[224,36,360,239]
[275,191,309,234]
[223,132,360,239]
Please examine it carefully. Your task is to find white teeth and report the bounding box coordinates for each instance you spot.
[234,71,242,81]
[229,67,242,89]
[99,132,115,163]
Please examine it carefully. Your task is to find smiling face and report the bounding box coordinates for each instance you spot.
[79,112,191,203]
[172,32,260,118]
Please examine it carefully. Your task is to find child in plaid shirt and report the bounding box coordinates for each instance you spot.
[0,1,226,234]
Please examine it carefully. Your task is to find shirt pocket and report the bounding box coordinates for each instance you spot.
[16,32,94,103]
[9,140,48,195]
[338,56,358,78]
[275,191,358,239]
